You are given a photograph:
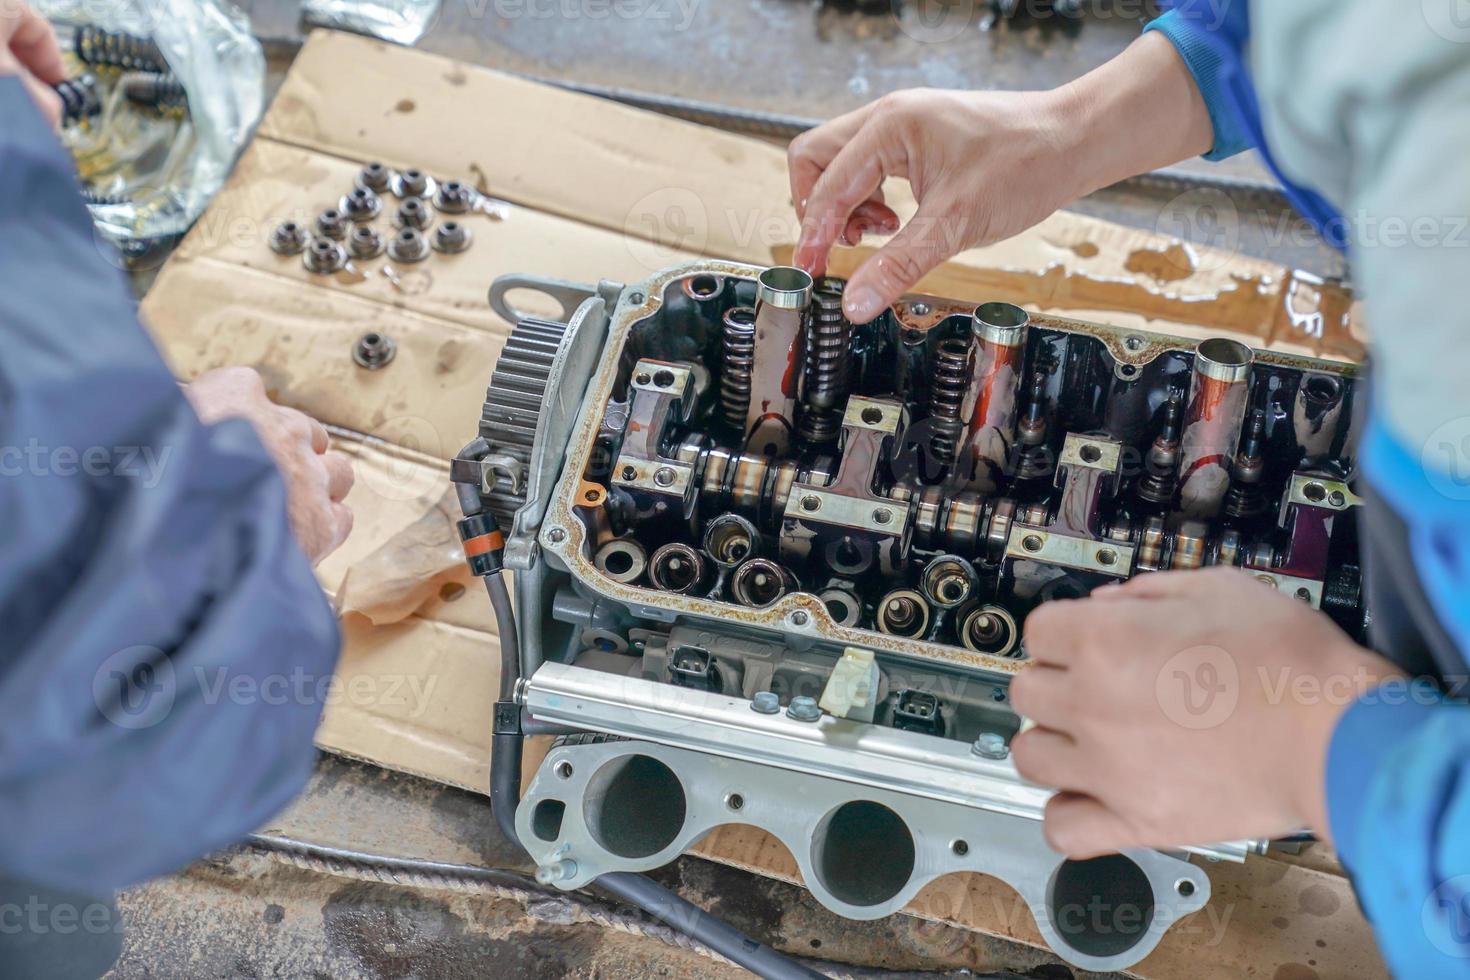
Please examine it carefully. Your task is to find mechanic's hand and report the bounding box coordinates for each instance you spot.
[185,367,354,564]
[0,2,66,127]
[789,87,1080,323]
[1008,568,1404,858]
[788,32,1215,324]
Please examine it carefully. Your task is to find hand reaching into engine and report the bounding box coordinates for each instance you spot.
[185,367,354,564]
[1,2,66,126]
[788,32,1214,324]
[1008,568,1404,857]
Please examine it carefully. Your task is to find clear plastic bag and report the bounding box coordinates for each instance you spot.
[302,0,441,46]
[40,0,264,262]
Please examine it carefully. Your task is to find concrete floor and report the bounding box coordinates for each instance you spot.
[109,4,1339,977]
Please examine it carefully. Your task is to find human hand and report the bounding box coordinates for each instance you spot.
[789,87,1082,323]
[1008,567,1404,858]
[0,2,66,127]
[788,33,1213,324]
[185,367,354,564]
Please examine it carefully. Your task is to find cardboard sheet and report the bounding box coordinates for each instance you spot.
[139,30,1383,978]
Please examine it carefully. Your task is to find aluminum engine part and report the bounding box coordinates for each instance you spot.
[468,261,1366,972]
[518,733,1210,974]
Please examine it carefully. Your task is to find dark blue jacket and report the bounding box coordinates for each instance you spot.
[0,77,339,895]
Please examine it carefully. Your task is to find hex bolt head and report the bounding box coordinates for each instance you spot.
[535,859,577,885]
[786,696,821,723]
[433,220,472,254]
[971,732,1009,760]
[339,186,382,222]
[750,691,781,715]
[357,161,392,193]
[269,220,309,256]
[315,208,349,240]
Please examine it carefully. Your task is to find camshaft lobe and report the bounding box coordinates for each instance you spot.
[927,338,973,465]
[719,306,756,432]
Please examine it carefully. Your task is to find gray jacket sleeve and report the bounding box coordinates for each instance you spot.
[0,77,340,894]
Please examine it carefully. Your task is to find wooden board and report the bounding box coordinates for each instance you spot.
[138,29,1384,979]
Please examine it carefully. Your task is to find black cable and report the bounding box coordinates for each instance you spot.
[597,872,826,980]
[456,447,821,979]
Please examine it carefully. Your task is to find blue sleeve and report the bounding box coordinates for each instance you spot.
[1143,1,1255,160]
[1326,417,1470,971]
[0,78,340,895]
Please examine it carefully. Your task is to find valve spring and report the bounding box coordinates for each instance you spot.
[55,75,101,123]
[719,307,756,432]
[74,26,166,73]
[798,287,852,444]
[121,71,187,111]
[81,187,130,206]
[927,338,973,464]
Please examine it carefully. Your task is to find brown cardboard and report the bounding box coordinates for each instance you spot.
[138,30,1384,978]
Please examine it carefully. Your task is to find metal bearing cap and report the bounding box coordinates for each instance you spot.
[433,220,472,254]
[315,208,349,240]
[432,179,476,214]
[387,227,430,263]
[352,331,396,370]
[269,220,310,256]
[357,161,392,193]
[339,186,382,222]
[348,224,384,259]
[394,198,432,230]
[303,237,347,274]
[391,167,436,199]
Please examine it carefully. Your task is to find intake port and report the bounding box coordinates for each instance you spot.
[1046,854,1156,960]
[583,755,687,859]
[812,801,916,908]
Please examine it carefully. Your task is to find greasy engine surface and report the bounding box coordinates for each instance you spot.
[582,265,1363,646]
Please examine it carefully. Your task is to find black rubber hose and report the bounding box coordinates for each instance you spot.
[597,872,826,980]
[461,462,820,979]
